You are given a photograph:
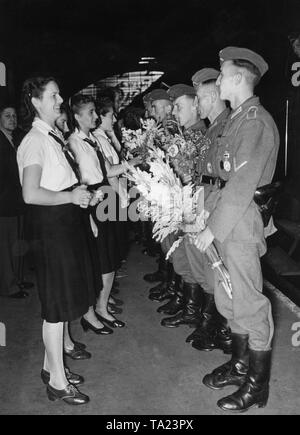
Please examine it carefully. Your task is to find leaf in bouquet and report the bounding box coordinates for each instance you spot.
[166,237,184,260]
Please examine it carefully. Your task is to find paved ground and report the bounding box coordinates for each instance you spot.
[0,242,299,415]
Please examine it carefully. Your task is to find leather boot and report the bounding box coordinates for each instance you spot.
[161,282,204,328]
[217,349,271,412]
[186,294,216,342]
[188,294,232,354]
[157,275,184,314]
[202,333,249,390]
[144,252,167,283]
[149,260,173,294]
[148,262,176,302]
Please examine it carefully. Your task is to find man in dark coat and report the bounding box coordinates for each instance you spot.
[0,103,30,298]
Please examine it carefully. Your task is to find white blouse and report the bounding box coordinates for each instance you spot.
[17,118,77,191]
[93,128,120,165]
[68,129,104,185]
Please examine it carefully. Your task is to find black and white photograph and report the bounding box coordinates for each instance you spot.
[0,0,299,417]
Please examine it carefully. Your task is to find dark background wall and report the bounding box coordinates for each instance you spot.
[0,0,299,183]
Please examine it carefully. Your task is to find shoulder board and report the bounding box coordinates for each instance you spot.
[246,105,258,120]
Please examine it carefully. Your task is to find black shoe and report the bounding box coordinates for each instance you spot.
[144,270,165,283]
[64,343,92,360]
[108,303,123,315]
[18,281,34,290]
[80,317,113,335]
[109,296,123,306]
[73,341,86,351]
[41,368,84,386]
[8,290,29,299]
[217,349,271,412]
[47,383,89,405]
[149,285,175,302]
[192,325,232,354]
[94,312,125,328]
[202,333,249,390]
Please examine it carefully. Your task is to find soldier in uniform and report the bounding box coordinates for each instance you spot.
[183,69,232,353]
[195,47,279,412]
[143,90,176,296]
[159,76,231,354]
[158,84,207,328]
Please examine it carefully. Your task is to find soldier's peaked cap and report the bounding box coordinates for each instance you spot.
[219,46,269,77]
[167,84,196,101]
[143,89,170,104]
[191,68,220,87]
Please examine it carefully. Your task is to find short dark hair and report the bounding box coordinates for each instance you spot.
[69,93,95,131]
[232,59,261,87]
[96,96,114,118]
[0,102,16,115]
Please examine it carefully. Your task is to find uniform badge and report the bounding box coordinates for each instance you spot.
[223,151,231,172]
[207,162,213,174]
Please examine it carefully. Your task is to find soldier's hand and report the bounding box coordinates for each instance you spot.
[194,227,214,252]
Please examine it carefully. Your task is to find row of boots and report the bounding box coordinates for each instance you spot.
[144,255,232,354]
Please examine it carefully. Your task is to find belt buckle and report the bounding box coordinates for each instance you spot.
[216,177,223,189]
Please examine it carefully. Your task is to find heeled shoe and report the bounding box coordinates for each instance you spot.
[64,343,92,360]
[108,303,123,315]
[73,341,86,350]
[80,317,113,335]
[109,296,124,306]
[95,312,125,328]
[41,368,84,386]
[47,383,89,405]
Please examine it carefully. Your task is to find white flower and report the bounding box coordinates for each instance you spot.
[168,144,179,158]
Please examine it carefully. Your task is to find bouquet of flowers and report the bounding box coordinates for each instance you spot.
[121,118,161,164]
[125,148,206,251]
[158,126,210,182]
[125,147,232,299]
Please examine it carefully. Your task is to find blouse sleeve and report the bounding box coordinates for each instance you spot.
[21,135,45,169]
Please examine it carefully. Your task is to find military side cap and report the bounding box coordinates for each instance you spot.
[167,84,196,101]
[219,46,269,77]
[191,68,220,87]
[145,89,171,103]
[143,92,153,104]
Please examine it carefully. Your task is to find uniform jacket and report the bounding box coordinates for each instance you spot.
[207,96,280,253]
[0,130,24,216]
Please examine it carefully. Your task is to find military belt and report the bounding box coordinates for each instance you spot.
[201,175,227,189]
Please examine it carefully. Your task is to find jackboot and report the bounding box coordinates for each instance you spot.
[217,349,271,412]
[148,262,176,302]
[202,333,249,390]
[187,294,232,354]
[186,294,216,342]
[161,282,204,328]
[144,252,168,283]
[157,275,184,314]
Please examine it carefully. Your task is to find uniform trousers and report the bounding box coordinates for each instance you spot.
[214,239,274,351]
[171,237,214,294]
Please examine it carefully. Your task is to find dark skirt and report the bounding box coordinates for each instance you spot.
[90,186,121,275]
[27,204,98,323]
